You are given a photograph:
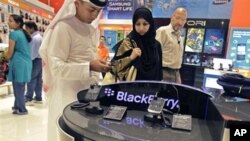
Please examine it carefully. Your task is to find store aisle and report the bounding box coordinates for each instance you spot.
[0,92,48,141]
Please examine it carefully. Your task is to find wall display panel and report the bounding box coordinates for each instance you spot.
[154,19,230,69]
[103,30,118,53]
[227,28,250,70]
[0,1,53,48]
[99,23,132,54]
[203,29,225,55]
[185,28,205,53]
[0,3,8,48]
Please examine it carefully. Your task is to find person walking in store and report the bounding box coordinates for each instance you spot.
[156,7,188,83]
[38,0,110,140]
[98,35,110,77]
[5,14,32,115]
[24,21,43,104]
[107,7,162,82]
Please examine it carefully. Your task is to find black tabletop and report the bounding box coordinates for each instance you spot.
[63,102,214,141]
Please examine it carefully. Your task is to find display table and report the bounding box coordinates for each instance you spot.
[62,103,214,141]
[60,81,250,141]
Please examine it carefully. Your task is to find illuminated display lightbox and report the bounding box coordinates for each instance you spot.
[227,28,250,69]
[203,29,225,55]
[185,28,205,53]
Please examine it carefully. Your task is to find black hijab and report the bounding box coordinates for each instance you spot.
[128,7,162,80]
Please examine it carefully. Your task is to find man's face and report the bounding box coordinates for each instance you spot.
[100,36,105,44]
[24,26,32,35]
[75,0,102,24]
[171,11,187,31]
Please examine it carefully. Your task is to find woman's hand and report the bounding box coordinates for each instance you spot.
[90,59,112,72]
[130,48,141,60]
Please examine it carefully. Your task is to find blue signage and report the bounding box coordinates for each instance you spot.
[102,0,233,19]
[103,0,134,19]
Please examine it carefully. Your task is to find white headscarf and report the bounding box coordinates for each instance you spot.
[39,0,105,93]
[44,0,104,36]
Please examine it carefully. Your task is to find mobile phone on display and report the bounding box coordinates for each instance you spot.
[148,97,165,114]
[236,43,246,61]
[83,85,101,102]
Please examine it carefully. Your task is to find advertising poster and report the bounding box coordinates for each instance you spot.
[185,28,205,53]
[227,28,250,69]
[203,29,225,55]
[104,30,117,53]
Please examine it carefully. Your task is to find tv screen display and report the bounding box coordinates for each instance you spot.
[183,53,201,66]
[185,28,205,53]
[203,29,225,54]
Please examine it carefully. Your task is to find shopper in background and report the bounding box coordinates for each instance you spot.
[110,7,162,81]
[38,0,109,140]
[24,21,43,104]
[5,14,32,115]
[98,35,110,77]
[98,35,110,62]
[156,7,188,83]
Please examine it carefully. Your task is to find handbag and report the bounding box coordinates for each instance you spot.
[102,72,117,85]
[102,37,137,85]
[102,66,137,85]
[125,66,137,81]
[0,60,8,85]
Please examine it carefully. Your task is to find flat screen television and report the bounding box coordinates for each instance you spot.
[203,29,225,55]
[185,28,205,53]
[183,53,201,66]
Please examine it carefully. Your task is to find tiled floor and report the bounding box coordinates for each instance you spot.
[0,88,48,141]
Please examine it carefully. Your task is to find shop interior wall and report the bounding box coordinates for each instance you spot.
[230,0,250,28]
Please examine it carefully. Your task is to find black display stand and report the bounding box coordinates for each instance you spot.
[58,81,250,141]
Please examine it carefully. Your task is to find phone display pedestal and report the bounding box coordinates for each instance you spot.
[144,113,162,123]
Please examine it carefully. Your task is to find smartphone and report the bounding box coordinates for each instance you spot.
[236,43,246,61]
[148,97,165,114]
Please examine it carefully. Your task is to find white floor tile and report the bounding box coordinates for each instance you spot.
[0,92,48,141]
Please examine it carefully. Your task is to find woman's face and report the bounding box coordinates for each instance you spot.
[8,16,19,29]
[135,18,150,36]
